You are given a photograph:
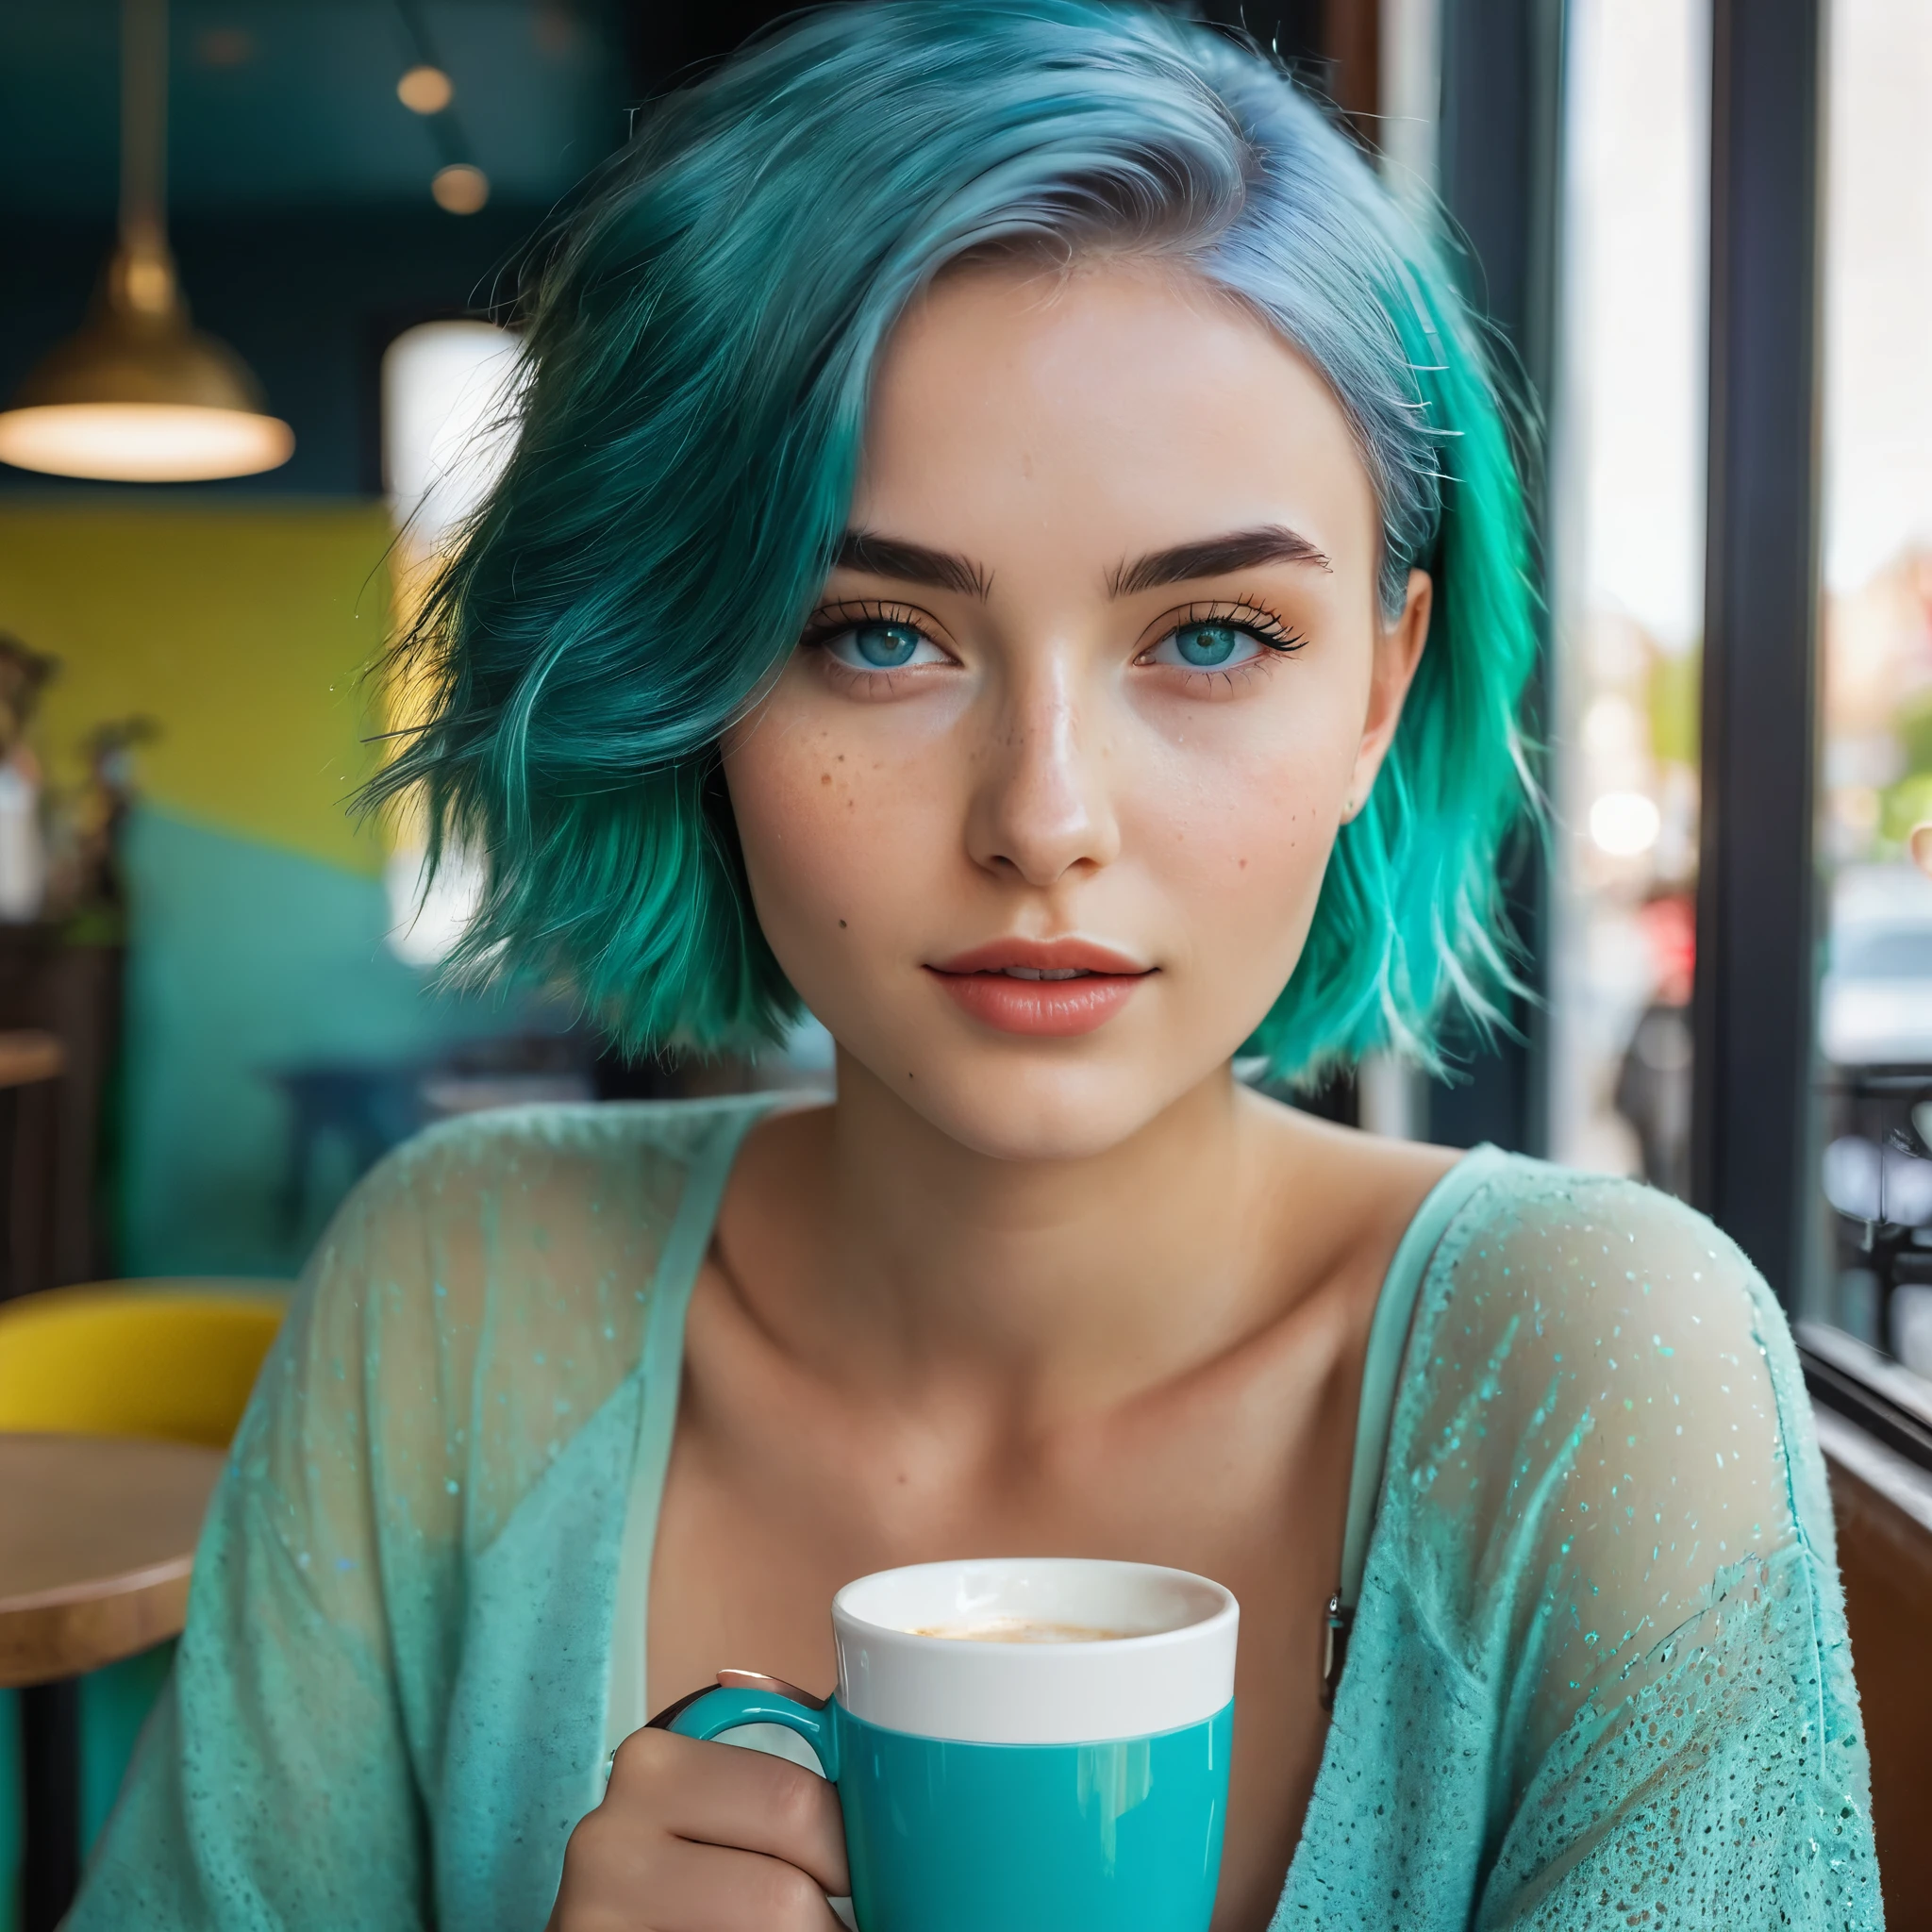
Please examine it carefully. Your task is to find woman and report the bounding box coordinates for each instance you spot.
[75,6,1878,1928]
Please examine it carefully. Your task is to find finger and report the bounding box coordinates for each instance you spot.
[608,1730,850,1898]
[639,1839,845,1932]
[554,1809,842,1932]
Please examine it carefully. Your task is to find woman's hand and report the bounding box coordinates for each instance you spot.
[547,1727,849,1930]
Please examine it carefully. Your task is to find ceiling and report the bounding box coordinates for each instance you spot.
[0,0,630,218]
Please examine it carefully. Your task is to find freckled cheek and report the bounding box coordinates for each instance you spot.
[723,727,946,953]
[1141,738,1335,889]
[1133,736,1341,975]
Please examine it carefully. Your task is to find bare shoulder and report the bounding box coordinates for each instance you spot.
[712,1099,835,1248]
[724,1095,836,1185]
[1241,1083,1460,1231]
[1236,1087,1463,1322]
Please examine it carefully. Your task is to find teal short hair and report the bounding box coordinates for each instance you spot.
[375,0,1537,1081]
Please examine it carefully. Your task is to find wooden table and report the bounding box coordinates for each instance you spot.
[1,1433,224,1930]
[0,1033,61,1092]
[0,1030,63,1302]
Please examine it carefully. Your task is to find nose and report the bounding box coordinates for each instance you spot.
[964,654,1121,888]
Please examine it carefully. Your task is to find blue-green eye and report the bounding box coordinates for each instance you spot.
[1146,620,1270,670]
[820,621,947,672]
[1177,623,1243,666]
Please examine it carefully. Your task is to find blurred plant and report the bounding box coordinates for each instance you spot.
[1646,644,1701,772]
[0,633,58,921]
[0,633,57,755]
[1900,693,1932,773]
[43,716,160,942]
[1882,771,1932,847]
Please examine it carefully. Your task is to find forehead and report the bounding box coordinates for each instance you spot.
[854,258,1380,576]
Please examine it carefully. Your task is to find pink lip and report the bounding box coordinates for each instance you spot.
[925,939,1155,1039]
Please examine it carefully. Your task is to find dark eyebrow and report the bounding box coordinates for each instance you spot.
[1108,525,1333,598]
[833,529,991,599]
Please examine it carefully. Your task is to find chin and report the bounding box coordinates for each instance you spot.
[915,1070,1185,1165]
[842,1029,1219,1165]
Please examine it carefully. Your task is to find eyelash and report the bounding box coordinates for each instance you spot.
[797,600,946,693]
[1141,599,1309,675]
[796,596,1310,683]
[799,599,932,651]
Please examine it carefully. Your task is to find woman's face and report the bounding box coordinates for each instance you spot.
[723,258,1429,1161]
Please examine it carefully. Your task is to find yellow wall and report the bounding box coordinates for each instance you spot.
[0,503,396,876]
[0,502,519,1280]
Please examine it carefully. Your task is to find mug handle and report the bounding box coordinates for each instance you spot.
[647,1670,841,1781]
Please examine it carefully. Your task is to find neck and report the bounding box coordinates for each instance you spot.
[772,1051,1287,1420]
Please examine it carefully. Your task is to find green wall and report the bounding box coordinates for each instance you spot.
[122,803,521,1273]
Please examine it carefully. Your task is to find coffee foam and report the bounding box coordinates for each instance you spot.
[908,1616,1129,1644]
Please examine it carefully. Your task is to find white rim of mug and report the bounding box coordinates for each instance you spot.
[831,1557,1239,1655]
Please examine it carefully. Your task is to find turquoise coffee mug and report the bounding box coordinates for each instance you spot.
[656,1557,1238,1932]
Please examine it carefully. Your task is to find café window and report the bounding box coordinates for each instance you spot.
[378,319,525,966]
[1808,0,1932,1376]
[1547,0,1707,1199]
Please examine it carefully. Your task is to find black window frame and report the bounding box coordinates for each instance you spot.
[1689,0,1932,1463]
[1432,0,1929,1464]
[1691,0,1826,1308]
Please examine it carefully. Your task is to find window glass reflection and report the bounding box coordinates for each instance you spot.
[1812,0,1932,1371]
[379,321,525,965]
[1548,0,1707,1194]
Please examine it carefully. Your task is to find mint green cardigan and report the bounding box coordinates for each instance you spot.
[71,1097,1881,1928]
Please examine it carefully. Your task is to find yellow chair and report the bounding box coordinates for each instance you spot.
[0,1279,291,1448]
[0,1281,294,1907]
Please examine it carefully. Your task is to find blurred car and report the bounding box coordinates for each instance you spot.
[1821,862,1932,1068]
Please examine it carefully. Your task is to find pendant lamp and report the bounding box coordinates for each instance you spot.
[0,0,293,482]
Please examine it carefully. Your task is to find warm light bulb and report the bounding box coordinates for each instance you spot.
[0,403,294,481]
[397,64,454,114]
[431,164,490,214]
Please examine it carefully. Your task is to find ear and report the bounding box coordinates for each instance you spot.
[1343,569,1431,821]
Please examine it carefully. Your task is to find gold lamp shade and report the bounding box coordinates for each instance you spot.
[0,241,293,482]
[0,0,292,484]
